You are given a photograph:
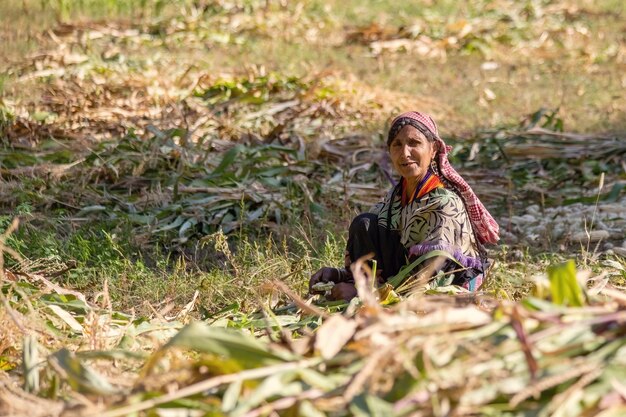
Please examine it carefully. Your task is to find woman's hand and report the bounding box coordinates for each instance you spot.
[329,282,358,302]
[308,267,346,294]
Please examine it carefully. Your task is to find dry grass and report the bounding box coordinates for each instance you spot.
[2,258,626,416]
[1,0,625,133]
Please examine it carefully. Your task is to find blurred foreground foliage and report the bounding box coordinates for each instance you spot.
[2,257,626,416]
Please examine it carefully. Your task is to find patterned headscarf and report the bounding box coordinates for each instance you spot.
[388,111,500,245]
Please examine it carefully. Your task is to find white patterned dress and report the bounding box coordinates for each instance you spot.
[371,185,485,289]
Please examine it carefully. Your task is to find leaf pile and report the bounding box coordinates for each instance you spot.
[3,99,625,248]
[1,117,390,245]
[3,260,626,416]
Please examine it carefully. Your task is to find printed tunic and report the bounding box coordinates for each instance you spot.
[371,185,484,289]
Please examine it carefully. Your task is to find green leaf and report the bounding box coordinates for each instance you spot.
[385,371,421,402]
[349,394,395,417]
[178,217,198,238]
[298,400,327,417]
[0,151,39,168]
[143,322,288,376]
[46,306,84,334]
[221,379,242,413]
[207,302,241,321]
[231,372,301,416]
[247,315,299,329]
[49,348,120,395]
[298,368,338,391]
[0,356,17,371]
[548,260,585,307]
[212,145,243,175]
[153,398,220,412]
[40,294,90,314]
[152,215,185,233]
[76,349,148,361]
[387,250,463,289]
[126,213,155,225]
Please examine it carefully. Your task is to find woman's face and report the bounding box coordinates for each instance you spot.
[389,125,436,181]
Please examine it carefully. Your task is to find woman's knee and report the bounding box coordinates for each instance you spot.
[349,213,378,236]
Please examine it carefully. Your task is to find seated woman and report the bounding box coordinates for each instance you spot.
[309,111,499,301]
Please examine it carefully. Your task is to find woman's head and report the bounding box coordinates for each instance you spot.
[386,111,501,245]
[387,111,440,182]
[388,125,436,181]
[387,111,440,147]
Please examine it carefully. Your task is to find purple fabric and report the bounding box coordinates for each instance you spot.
[408,242,483,270]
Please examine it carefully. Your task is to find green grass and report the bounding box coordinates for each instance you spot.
[1,210,346,314]
[1,0,625,316]
[0,0,202,67]
[3,0,626,132]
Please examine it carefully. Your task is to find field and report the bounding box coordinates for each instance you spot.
[1,0,626,416]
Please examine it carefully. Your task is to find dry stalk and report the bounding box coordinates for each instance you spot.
[0,219,29,336]
[546,367,603,415]
[271,279,328,319]
[93,358,322,417]
[46,356,99,409]
[600,288,626,307]
[527,310,626,344]
[420,336,439,386]
[257,298,283,344]
[0,219,22,271]
[243,389,324,417]
[351,254,379,308]
[343,347,389,403]
[0,372,64,417]
[510,305,538,379]
[23,272,87,304]
[509,361,597,407]
[0,286,27,335]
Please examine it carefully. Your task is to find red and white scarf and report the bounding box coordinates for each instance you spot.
[389,111,500,245]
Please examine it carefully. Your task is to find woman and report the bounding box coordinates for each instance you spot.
[309,111,499,301]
